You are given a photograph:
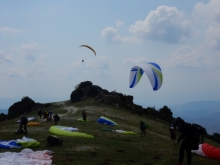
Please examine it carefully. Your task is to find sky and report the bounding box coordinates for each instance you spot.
[0,0,220,110]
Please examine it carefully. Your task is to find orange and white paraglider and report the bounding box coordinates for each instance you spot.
[79,45,96,55]
[79,44,96,62]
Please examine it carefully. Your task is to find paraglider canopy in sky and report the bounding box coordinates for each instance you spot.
[79,44,96,56]
[129,62,163,91]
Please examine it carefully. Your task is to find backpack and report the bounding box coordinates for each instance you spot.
[47,135,63,146]
[191,124,203,150]
[57,115,60,121]
[53,114,60,121]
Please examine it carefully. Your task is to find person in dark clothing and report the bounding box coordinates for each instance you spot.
[38,110,43,119]
[82,110,87,122]
[174,117,193,165]
[53,114,60,125]
[19,115,28,134]
[170,124,176,142]
[139,120,148,137]
[48,111,52,121]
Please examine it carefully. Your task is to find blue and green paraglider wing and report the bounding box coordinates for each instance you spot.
[129,62,163,91]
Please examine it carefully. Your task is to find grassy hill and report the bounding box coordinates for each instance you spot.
[1,98,220,165]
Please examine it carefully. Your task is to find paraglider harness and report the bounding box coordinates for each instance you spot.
[53,114,60,121]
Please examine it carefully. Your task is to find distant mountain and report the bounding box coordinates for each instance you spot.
[0,97,67,109]
[171,101,220,135]
[0,109,7,114]
[0,98,18,109]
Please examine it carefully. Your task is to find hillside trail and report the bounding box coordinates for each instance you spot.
[53,101,79,118]
[3,101,170,140]
[52,101,170,140]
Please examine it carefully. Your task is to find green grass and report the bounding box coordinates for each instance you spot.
[1,99,220,165]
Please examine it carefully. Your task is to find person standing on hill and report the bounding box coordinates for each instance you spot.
[139,120,148,137]
[82,110,87,122]
[53,114,60,125]
[48,110,53,121]
[170,123,176,142]
[19,115,28,134]
[38,110,43,119]
[174,117,193,165]
[43,110,49,121]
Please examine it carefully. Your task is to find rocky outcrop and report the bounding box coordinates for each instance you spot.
[70,81,135,109]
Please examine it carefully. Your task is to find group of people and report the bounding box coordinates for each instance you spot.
[18,109,87,133]
[17,108,196,165]
[139,117,200,165]
[38,110,53,121]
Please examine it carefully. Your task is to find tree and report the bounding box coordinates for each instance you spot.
[8,96,36,119]
[158,106,173,123]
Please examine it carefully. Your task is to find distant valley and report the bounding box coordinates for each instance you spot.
[171,100,220,135]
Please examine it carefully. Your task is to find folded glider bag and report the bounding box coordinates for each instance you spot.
[27,122,41,126]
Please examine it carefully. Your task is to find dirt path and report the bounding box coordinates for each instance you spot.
[59,106,80,117]
[53,101,81,118]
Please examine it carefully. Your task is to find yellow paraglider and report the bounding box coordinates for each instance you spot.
[79,44,96,55]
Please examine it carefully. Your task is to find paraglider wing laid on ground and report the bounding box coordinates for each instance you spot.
[192,143,220,160]
[79,44,96,55]
[0,137,40,149]
[16,136,40,148]
[0,148,53,165]
[49,125,94,138]
[101,128,136,134]
[0,140,21,149]
[17,116,36,123]
[77,118,89,122]
[129,62,163,91]
[97,116,118,126]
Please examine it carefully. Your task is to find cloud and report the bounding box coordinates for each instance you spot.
[0,50,13,63]
[5,63,45,78]
[168,45,205,68]
[5,68,25,77]
[129,6,192,43]
[0,26,24,35]
[18,42,45,61]
[123,57,150,65]
[193,0,220,51]
[193,0,220,23]
[166,44,220,70]
[206,25,220,50]
[115,20,124,28]
[101,26,117,42]
[71,56,110,70]
[101,20,140,43]
[67,56,112,77]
